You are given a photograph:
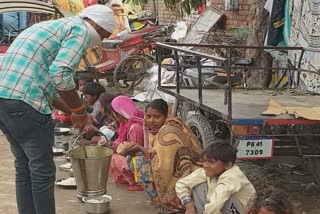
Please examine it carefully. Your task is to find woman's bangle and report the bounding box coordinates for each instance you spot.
[70,104,85,114]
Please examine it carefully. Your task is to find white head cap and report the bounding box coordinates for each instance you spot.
[79,5,115,34]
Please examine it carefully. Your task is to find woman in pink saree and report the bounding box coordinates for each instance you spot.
[108,95,144,191]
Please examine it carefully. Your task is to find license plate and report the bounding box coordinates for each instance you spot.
[237,138,274,159]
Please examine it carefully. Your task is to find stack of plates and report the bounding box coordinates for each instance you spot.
[55,177,76,189]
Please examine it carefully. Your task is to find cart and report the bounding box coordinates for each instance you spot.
[156,42,320,184]
[77,24,172,94]
[0,0,172,95]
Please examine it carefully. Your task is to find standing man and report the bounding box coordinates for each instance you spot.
[0,5,115,214]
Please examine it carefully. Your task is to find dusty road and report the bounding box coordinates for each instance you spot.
[1,130,320,214]
[0,131,157,214]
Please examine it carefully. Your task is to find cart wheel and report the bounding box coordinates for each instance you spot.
[186,114,216,148]
[308,157,320,185]
[113,55,153,95]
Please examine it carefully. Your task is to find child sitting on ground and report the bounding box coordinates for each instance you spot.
[77,74,94,98]
[82,82,109,128]
[247,188,293,214]
[53,74,94,124]
[175,141,256,214]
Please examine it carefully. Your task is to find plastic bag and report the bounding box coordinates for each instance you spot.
[171,21,188,41]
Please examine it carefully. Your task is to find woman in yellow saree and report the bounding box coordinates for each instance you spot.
[108,0,131,38]
[126,99,202,213]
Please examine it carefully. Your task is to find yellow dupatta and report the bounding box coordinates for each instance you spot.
[149,117,202,209]
[109,6,128,38]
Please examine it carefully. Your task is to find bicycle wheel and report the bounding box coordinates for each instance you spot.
[113,55,153,95]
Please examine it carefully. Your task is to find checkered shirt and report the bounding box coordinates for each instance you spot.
[0,16,92,114]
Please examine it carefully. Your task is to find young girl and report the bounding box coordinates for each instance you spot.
[82,82,107,128]
[77,74,94,97]
[247,188,293,214]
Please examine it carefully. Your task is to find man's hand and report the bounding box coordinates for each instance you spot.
[52,98,72,115]
[71,112,89,132]
[90,136,102,144]
[185,203,197,214]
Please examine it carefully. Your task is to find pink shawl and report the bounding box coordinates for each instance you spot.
[112,96,144,149]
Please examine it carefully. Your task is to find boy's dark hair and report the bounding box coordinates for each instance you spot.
[202,141,237,164]
[78,74,94,83]
[247,187,293,214]
[99,92,118,114]
[82,82,105,97]
[145,99,168,116]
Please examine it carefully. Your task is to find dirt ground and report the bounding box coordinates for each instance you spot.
[1,129,320,214]
[0,131,157,214]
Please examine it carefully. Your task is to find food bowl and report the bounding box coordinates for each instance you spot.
[82,194,112,214]
[54,127,71,135]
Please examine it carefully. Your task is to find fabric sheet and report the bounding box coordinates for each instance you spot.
[262,99,320,120]
[288,0,320,93]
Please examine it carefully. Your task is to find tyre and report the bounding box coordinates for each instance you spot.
[113,55,153,95]
[186,113,216,148]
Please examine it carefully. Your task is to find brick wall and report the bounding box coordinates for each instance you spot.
[144,0,258,30]
[211,0,252,29]
[143,0,182,24]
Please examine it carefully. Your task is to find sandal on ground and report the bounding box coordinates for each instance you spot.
[127,184,143,191]
[158,207,184,214]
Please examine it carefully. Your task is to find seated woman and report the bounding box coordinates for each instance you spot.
[126,99,202,213]
[105,95,144,191]
[83,92,117,146]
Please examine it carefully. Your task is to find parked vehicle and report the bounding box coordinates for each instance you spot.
[156,42,320,184]
[0,0,172,95]
[77,24,172,94]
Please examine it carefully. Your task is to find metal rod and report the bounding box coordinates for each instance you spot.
[163,64,302,72]
[227,48,232,124]
[157,43,227,62]
[297,49,305,87]
[157,50,162,88]
[156,42,305,51]
[196,56,203,104]
[174,50,180,94]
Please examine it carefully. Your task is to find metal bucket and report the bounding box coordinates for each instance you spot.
[70,146,113,198]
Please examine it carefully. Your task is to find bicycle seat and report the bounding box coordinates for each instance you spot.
[231,57,254,66]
